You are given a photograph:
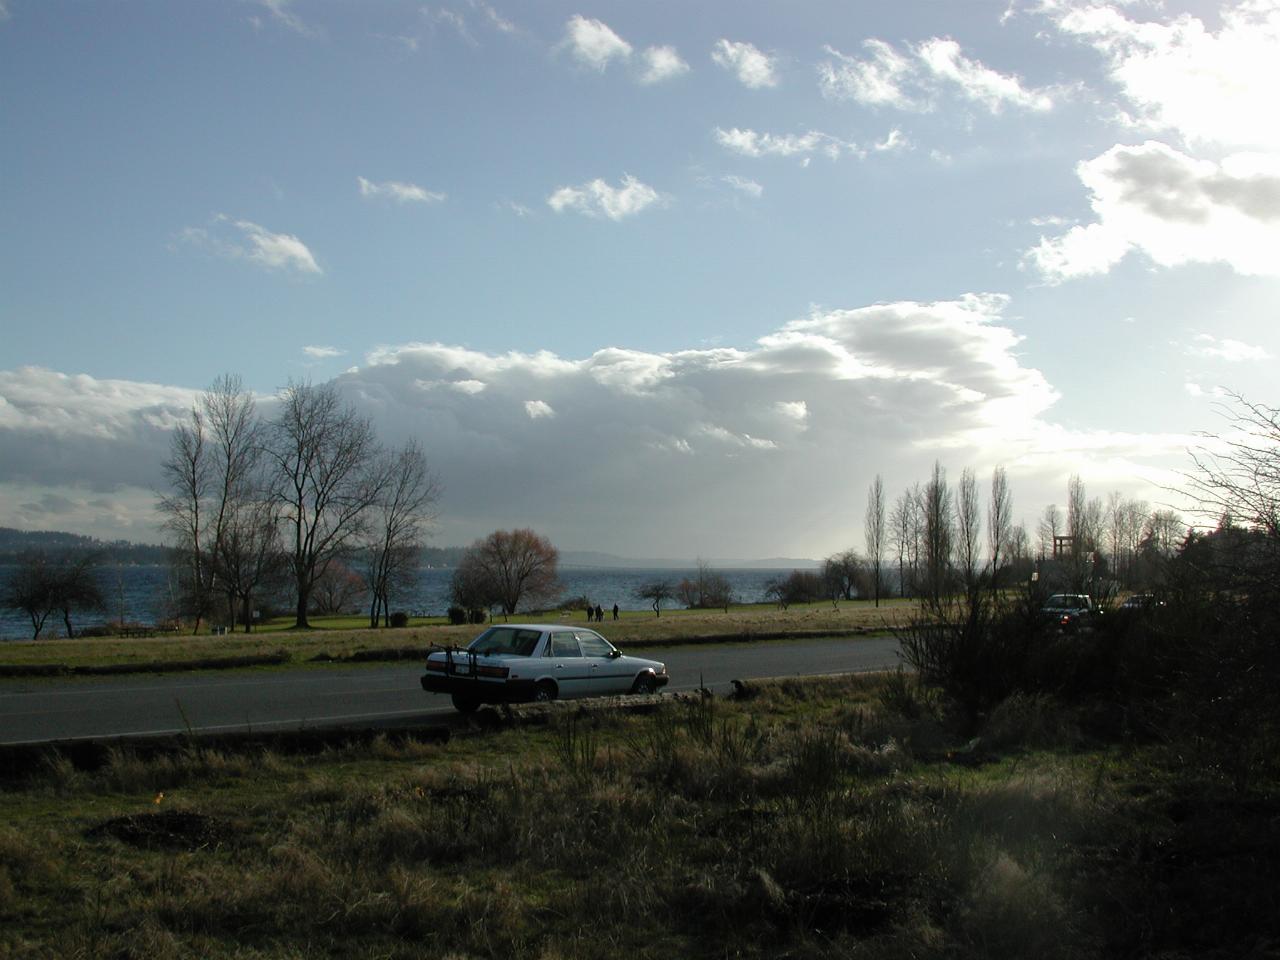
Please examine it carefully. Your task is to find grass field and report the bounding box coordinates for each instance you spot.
[3,672,1273,959]
[0,600,911,672]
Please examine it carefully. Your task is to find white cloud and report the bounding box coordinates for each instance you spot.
[722,175,764,197]
[819,38,1055,114]
[711,39,778,88]
[775,400,809,425]
[639,45,689,84]
[181,214,321,275]
[524,399,555,419]
[1187,334,1271,362]
[874,129,908,152]
[472,0,516,35]
[713,127,853,160]
[562,15,632,70]
[0,297,1192,556]
[1027,141,1280,281]
[916,38,1053,112]
[257,0,314,37]
[358,176,446,204]
[1047,0,1280,150]
[547,174,660,220]
[303,345,344,359]
[498,199,535,217]
[819,40,925,110]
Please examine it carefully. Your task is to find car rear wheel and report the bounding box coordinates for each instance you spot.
[533,681,557,703]
[632,674,656,696]
[451,694,480,714]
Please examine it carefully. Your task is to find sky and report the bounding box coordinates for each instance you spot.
[1,0,1277,560]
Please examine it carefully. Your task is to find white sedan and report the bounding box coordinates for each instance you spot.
[420,623,670,713]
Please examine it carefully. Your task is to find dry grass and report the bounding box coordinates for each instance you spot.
[5,673,1270,958]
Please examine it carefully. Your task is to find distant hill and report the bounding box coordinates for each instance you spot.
[0,527,171,564]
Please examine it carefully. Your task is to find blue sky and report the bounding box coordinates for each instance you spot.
[1,0,1277,558]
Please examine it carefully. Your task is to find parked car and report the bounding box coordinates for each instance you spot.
[1118,593,1165,613]
[1040,593,1098,631]
[421,623,669,713]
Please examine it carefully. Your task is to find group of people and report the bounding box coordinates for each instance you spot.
[585,602,619,623]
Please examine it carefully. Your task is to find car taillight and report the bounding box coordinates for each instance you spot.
[476,664,509,679]
[1060,614,1071,625]
[425,660,447,672]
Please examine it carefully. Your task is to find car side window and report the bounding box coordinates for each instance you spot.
[550,632,581,658]
[576,633,613,658]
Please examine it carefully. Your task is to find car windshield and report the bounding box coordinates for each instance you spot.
[468,627,543,657]
[1047,595,1087,609]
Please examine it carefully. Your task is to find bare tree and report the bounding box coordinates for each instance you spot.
[311,560,367,615]
[52,554,106,638]
[955,467,981,591]
[988,465,1012,590]
[3,552,57,639]
[460,528,560,617]
[364,441,439,627]
[158,374,261,633]
[865,475,885,607]
[265,381,384,629]
[890,485,922,598]
[637,580,674,617]
[1185,393,1280,535]
[2,552,105,639]
[215,495,286,632]
[823,549,865,601]
[675,559,733,611]
[1038,503,1062,559]
[922,462,954,603]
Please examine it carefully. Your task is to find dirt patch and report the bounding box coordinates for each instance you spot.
[87,810,231,851]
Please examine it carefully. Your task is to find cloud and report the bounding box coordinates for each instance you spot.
[358,176,446,204]
[1187,334,1271,363]
[916,38,1053,112]
[722,175,763,198]
[711,39,778,88]
[180,215,321,275]
[256,0,314,37]
[524,400,555,419]
[713,127,854,161]
[547,174,660,220]
[303,345,345,359]
[1046,0,1280,150]
[819,40,926,110]
[497,199,535,217]
[1027,141,1280,281]
[472,0,516,35]
[639,45,689,84]
[874,129,909,153]
[562,15,632,70]
[0,297,1191,556]
[819,38,1055,113]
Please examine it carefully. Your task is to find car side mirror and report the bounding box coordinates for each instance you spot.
[609,649,622,659]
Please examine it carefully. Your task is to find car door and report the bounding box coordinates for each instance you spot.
[547,631,589,698]
[576,631,633,694]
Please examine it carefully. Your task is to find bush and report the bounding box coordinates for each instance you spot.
[467,608,487,624]
[447,606,467,625]
[389,611,409,628]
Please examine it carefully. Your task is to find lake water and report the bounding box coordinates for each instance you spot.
[0,564,804,640]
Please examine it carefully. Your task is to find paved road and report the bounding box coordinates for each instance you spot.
[0,635,902,745]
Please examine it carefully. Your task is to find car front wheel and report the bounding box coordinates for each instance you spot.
[632,674,657,696]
